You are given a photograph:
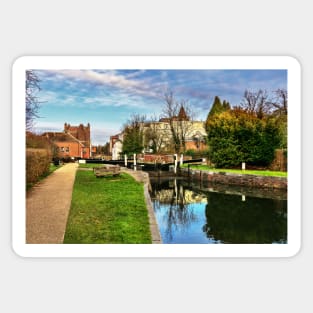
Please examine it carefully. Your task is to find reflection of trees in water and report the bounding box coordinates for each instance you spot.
[203,193,287,243]
[150,178,287,244]
[152,179,199,242]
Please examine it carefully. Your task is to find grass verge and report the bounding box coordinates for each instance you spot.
[78,163,106,169]
[181,164,287,177]
[63,171,152,244]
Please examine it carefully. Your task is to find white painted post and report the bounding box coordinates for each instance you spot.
[242,162,246,171]
[242,195,246,202]
[124,154,127,167]
[180,154,183,166]
[174,154,177,174]
[134,153,137,171]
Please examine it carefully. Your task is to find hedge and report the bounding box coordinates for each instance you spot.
[206,110,281,168]
[26,148,51,185]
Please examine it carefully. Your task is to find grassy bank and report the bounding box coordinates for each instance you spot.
[181,164,287,177]
[63,170,152,244]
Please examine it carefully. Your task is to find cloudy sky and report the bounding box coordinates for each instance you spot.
[33,69,287,145]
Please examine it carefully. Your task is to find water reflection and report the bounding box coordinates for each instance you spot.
[150,178,287,244]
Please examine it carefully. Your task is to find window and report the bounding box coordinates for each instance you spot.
[65,147,69,152]
[60,147,64,152]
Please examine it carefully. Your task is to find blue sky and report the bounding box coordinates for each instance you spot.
[33,69,287,145]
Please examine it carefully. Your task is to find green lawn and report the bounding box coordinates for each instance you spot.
[49,163,61,173]
[78,163,107,169]
[63,170,152,244]
[181,164,287,177]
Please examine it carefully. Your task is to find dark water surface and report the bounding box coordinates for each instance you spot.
[149,177,287,244]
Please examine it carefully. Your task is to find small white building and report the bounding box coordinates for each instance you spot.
[110,133,124,160]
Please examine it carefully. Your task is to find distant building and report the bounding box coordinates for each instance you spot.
[109,133,124,160]
[43,123,92,159]
[109,106,207,158]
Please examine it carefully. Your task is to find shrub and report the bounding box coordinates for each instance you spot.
[26,148,51,185]
[206,110,281,168]
[185,149,196,157]
[26,132,51,149]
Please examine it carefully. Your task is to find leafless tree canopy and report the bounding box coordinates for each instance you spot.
[240,89,270,119]
[161,90,195,153]
[26,70,41,130]
[271,88,288,116]
[239,88,288,119]
[144,114,166,153]
[123,113,146,130]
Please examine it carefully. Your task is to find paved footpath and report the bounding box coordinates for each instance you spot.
[26,163,78,244]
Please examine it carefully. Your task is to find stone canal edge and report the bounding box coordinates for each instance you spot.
[122,168,162,244]
[180,168,287,189]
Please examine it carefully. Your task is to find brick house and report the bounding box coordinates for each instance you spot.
[43,123,91,159]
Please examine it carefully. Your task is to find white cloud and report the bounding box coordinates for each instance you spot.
[48,69,143,90]
[40,69,161,103]
[33,121,64,134]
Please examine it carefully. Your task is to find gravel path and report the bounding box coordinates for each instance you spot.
[26,163,78,244]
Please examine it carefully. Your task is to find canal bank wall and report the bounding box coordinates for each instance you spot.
[180,168,287,190]
[122,169,162,244]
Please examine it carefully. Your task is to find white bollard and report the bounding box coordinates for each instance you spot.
[124,154,127,167]
[180,154,184,166]
[134,153,137,171]
[242,162,246,171]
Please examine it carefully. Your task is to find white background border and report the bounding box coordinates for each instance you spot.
[12,56,301,258]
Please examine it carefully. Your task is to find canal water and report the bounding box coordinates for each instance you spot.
[149,177,287,244]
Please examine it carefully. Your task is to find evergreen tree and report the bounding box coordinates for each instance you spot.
[208,96,223,118]
[222,100,231,110]
[122,125,144,155]
[121,114,145,155]
[205,96,230,132]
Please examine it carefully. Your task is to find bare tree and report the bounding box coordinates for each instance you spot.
[240,89,270,119]
[161,90,195,153]
[271,89,288,149]
[162,90,181,153]
[26,70,41,130]
[271,88,287,116]
[177,99,195,152]
[144,114,167,153]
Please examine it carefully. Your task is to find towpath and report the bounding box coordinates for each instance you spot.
[26,163,78,244]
